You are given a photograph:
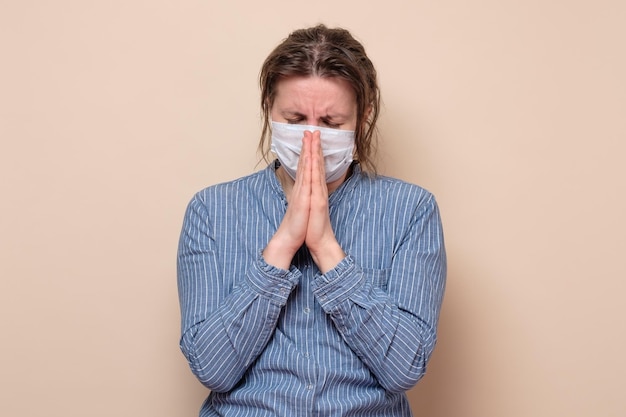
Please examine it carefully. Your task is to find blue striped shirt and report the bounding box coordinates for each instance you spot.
[177,162,446,416]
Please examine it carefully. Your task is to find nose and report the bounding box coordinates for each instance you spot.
[304,119,322,128]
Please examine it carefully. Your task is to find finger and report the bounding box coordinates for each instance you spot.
[294,131,311,187]
[310,131,327,195]
[281,133,312,247]
[301,130,313,185]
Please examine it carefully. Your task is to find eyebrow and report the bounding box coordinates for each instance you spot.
[281,110,349,120]
[281,111,305,118]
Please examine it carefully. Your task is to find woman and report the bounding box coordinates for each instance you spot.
[177,24,446,416]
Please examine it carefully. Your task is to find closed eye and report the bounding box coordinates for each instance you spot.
[321,118,341,129]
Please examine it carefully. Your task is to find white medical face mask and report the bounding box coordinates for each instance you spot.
[270,121,355,183]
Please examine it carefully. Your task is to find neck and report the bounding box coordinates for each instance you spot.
[275,166,295,201]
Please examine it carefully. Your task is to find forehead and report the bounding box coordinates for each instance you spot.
[273,76,356,115]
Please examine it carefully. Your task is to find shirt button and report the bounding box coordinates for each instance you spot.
[307,384,314,390]
[303,307,310,314]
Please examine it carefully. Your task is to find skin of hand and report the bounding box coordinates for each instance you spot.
[304,130,346,272]
[262,130,346,273]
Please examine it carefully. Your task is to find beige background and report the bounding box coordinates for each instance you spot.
[1,1,624,416]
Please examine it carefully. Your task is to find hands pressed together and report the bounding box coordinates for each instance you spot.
[263,130,346,274]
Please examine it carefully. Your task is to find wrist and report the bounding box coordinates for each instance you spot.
[310,241,346,274]
[263,234,300,270]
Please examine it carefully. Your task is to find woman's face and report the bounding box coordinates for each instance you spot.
[270,76,358,131]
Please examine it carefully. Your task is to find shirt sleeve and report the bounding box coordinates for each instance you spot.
[311,193,446,393]
[177,193,300,392]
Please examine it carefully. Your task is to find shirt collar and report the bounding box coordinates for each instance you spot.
[265,159,361,206]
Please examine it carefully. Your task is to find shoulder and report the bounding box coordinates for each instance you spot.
[355,174,443,231]
[190,169,268,207]
[181,169,270,225]
[356,173,436,207]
